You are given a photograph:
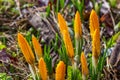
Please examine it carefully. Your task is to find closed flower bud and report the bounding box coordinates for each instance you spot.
[89,9,100,39]
[55,61,66,80]
[58,13,69,36]
[58,13,74,58]
[63,30,74,58]
[18,33,35,64]
[74,11,82,39]
[81,52,89,78]
[39,58,48,80]
[32,35,42,60]
[92,29,101,67]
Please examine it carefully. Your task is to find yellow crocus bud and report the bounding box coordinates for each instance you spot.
[74,11,82,39]
[92,29,101,68]
[32,35,42,60]
[89,9,100,39]
[58,13,74,59]
[63,30,74,58]
[81,52,89,80]
[55,61,66,80]
[39,58,48,80]
[57,13,69,36]
[18,33,35,64]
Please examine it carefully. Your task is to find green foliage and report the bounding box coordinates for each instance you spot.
[108,0,117,8]
[107,31,120,48]
[72,0,84,21]
[52,34,59,52]
[44,45,53,75]
[95,2,102,14]
[58,39,69,66]
[47,0,65,16]
[114,22,120,32]
[0,43,6,50]
[75,37,83,56]
[46,4,51,16]
[22,3,34,8]
[0,0,15,13]
[67,66,82,80]
[0,73,12,80]
[60,0,65,9]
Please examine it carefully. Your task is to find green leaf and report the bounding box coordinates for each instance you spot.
[0,73,12,80]
[109,0,117,8]
[72,0,84,21]
[107,31,120,48]
[0,44,6,50]
[58,39,69,65]
[60,0,65,9]
[55,0,59,14]
[44,45,52,75]
[46,4,50,16]
[67,66,82,80]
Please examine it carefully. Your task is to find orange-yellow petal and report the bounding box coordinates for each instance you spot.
[92,29,100,59]
[74,11,82,39]
[32,35,42,59]
[89,9,100,39]
[39,58,48,80]
[55,61,66,80]
[63,30,74,58]
[81,52,89,76]
[18,33,35,64]
[58,13,69,35]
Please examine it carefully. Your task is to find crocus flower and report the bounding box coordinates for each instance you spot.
[81,52,89,79]
[55,61,66,80]
[89,10,101,68]
[58,13,74,58]
[74,11,82,39]
[18,33,35,65]
[89,9,100,39]
[58,13,69,36]
[32,35,42,60]
[92,29,100,68]
[39,57,48,80]
[63,30,74,58]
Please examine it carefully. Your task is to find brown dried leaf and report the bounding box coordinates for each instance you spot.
[100,13,114,39]
[109,36,120,75]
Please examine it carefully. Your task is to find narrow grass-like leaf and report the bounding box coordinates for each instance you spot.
[60,0,65,9]
[44,49,52,75]
[58,39,69,65]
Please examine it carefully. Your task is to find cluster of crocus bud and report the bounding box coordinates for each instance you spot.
[58,9,100,79]
[89,10,101,68]
[18,33,66,80]
[18,9,100,80]
[58,13,74,60]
